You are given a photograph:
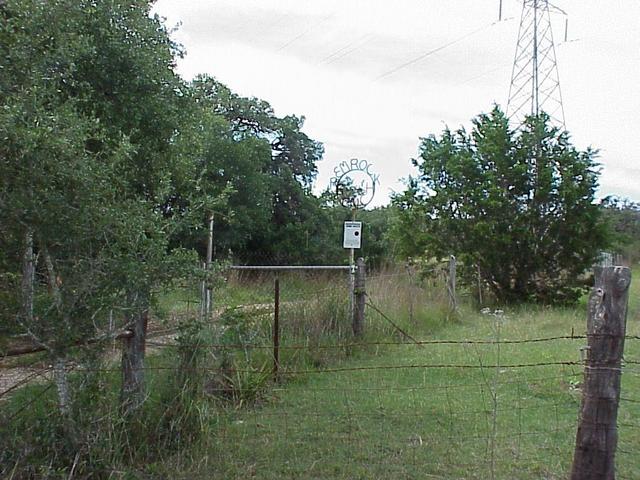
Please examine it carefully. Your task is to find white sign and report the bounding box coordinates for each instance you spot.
[343,221,362,249]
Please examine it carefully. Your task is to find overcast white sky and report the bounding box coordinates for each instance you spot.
[153,0,640,207]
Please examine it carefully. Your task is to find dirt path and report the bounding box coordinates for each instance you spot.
[0,325,180,400]
[0,302,276,399]
[0,365,51,399]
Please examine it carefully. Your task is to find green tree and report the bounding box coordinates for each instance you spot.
[600,196,640,263]
[177,79,273,258]
[0,0,201,422]
[191,76,325,264]
[393,107,607,304]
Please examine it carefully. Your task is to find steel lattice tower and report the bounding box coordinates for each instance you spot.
[507,0,565,128]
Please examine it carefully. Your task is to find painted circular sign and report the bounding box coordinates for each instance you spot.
[329,158,380,208]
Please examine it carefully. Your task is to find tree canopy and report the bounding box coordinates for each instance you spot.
[600,196,640,264]
[393,107,607,304]
[0,0,392,355]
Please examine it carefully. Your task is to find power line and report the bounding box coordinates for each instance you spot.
[276,12,335,52]
[320,34,374,66]
[375,20,504,82]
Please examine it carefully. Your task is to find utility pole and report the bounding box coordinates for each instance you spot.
[507,0,566,128]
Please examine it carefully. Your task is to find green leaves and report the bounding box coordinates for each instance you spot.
[394,107,607,304]
[188,75,326,264]
[0,0,207,349]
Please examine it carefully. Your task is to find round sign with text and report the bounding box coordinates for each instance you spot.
[329,159,380,208]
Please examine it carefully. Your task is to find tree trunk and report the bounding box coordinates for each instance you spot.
[42,247,63,310]
[447,255,457,313]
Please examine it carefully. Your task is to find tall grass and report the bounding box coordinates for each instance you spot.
[162,267,637,479]
[1,266,447,478]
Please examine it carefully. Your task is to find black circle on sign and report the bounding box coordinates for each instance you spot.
[354,231,360,236]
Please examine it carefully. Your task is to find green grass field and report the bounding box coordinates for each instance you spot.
[2,267,638,479]
[133,267,639,479]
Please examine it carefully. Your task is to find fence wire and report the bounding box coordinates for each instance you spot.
[1,265,638,480]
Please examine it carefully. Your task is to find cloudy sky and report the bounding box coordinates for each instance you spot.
[153,0,640,206]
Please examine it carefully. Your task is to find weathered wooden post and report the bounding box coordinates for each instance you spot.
[273,277,280,381]
[476,263,483,307]
[353,257,366,337]
[447,255,457,313]
[121,297,149,413]
[570,266,631,480]
[406,263,416,324]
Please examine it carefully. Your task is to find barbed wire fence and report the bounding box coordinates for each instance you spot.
[0,262,636,479]
[3,341,638,478]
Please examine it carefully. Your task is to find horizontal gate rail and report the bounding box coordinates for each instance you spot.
[229,265,352,271]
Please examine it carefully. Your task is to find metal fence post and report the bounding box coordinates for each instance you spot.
[200,261,206,321]
[353,257,366,337]
[570,266,631,480]
[273,277,280,381]
[206,213,214,318]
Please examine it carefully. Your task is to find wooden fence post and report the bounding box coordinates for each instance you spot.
[121,298,149,413]
[476,263,483,307]
[273,277,280,381]
[447,255,457,313]
[570,266,632,480]
[353,257,366,337]
[406,263,416,324]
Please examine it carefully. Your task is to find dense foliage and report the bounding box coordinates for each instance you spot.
[0,0,195,345]
[0,1,401,474]
[600,196,640,264]
[0,0,392,371]
[393,107,607,304]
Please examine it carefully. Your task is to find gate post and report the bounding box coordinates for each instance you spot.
[353,257,366,337]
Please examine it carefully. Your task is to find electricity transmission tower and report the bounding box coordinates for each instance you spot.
[506,0,566,128]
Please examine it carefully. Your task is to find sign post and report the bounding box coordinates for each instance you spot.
[343,219,361,321]
[331,158,378,329]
